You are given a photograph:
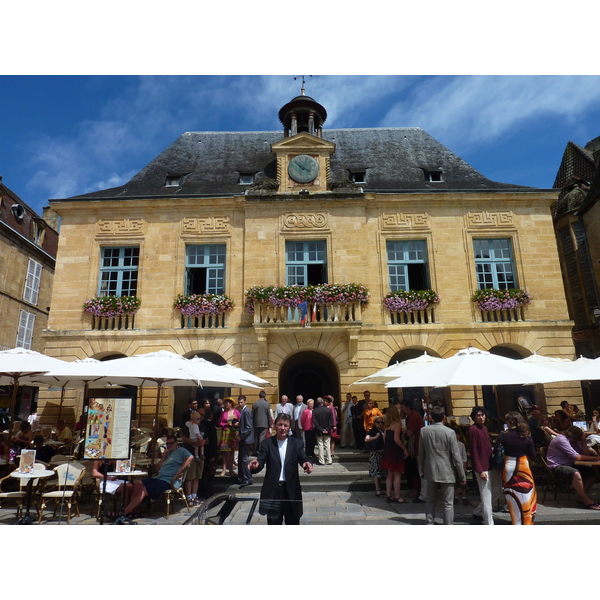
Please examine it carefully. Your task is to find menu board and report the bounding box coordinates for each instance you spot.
[19,449,35,473]
[84,397,132,460]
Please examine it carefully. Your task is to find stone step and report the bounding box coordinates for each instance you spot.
[212,449,374,494]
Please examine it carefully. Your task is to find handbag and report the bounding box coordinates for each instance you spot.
[490,433,505,470]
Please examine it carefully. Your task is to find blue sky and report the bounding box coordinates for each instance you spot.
[1,75,599,216]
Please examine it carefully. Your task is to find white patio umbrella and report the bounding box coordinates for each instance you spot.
[521,353,578,372]
[384,347,568,404]
[557,356,600,382]
[47,350,260,469]
[0,348,67,449]
[351,352,442,386]
[36,351,262,469]
[214,363,272,386]
[35,357,133,421]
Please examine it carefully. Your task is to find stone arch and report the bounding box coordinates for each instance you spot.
[91,351,127,361]
[278,350,339,407]
[488,344,531,359]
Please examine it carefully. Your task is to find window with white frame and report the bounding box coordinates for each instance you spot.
[185,244,226,295]
[473,238,516,289]
[387,240,429,291]
[23,258,42,305]
[98,247,139,297]
[286,240,327,286]
[16,310,35,349]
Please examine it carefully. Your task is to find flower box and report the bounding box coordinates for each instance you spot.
[471,288,531,311]
[383,289,440,313]
[83,295,141,317]
[472,288,531,323]
[245,283,369,315]
[173,294,234,316]
[83,296,140,331]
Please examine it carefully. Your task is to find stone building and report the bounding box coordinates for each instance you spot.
[552,136,600,412]
[552,137,600,357]
[0,177,58,417]
[40,91,579,427]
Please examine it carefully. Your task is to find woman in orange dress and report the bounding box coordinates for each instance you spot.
[363,400,383,433]
[500,411,537,525]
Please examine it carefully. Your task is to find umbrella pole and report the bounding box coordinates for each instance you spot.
[149,382,163,477]
[57,385,66,422]
[6,377,19,458]
[473,385,478,403]
[494,386,501,419]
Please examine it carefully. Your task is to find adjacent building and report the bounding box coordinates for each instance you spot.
[40,91,579,426]
[0,177,58,417]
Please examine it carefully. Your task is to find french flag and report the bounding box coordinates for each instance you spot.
[300,301,308,326]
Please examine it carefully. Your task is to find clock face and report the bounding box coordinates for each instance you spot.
[288,154,319,183]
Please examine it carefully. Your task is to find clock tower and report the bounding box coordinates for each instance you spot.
[272,89,335,194]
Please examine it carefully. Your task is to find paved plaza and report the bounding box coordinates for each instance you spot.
[2,486,600,525]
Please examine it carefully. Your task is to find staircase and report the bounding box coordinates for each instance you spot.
[212,447,374,495]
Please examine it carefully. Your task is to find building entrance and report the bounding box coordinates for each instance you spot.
[279,351,339,405]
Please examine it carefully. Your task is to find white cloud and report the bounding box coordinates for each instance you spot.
[381,75,600,151]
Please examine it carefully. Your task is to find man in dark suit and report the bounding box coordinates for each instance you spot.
[252,390,272,455]
[248,413,313,525]
[180,398,199,435]
[237,395,254,488]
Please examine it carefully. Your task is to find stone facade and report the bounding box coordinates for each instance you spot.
[38,93,579,428]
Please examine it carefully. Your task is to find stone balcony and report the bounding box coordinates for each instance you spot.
[252,300,362,325]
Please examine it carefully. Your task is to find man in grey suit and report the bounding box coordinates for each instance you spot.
[418,406,466,525]
[292,395,307,441]
[252,390,272,455]
[237,395,254,488]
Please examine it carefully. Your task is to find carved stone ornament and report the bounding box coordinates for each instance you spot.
[294,332,321,348]
[381,213,430,230]
[283,213,328,229]
[466,211,514,228]
[182,216,230,234]
[97,219,145,236]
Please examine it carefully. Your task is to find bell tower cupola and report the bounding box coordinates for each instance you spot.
[278,82,327,138]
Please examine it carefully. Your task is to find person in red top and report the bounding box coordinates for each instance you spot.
[467,406,495,525]
[400,398,425,501]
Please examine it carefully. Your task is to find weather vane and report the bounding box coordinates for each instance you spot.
[294,75,312,95]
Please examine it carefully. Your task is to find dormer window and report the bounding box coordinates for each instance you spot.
[350,171,366,184]
[239,173,255,185]
[427,170,443,182]
[33,219,46,246]
[165,175,181,187]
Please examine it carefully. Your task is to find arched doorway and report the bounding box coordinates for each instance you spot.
[279,351,339,406]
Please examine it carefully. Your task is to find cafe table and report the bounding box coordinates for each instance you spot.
[102,470,147,525]
[10,469,55,525]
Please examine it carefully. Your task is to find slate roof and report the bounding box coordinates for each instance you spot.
[61,127,530,202]
[553,141,596,190]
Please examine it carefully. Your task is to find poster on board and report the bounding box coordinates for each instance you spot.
[84,397,132,460]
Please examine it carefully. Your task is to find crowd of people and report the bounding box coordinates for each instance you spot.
[170,391,600,525]
[85,391,600,524]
